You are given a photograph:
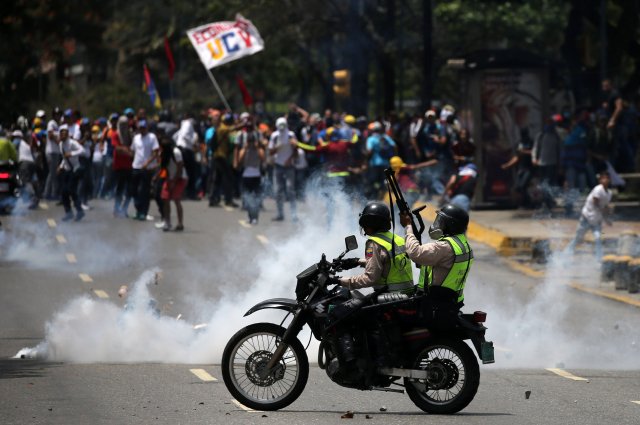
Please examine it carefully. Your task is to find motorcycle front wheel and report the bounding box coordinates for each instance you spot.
[404,338,480,414]
[221,323,309,411]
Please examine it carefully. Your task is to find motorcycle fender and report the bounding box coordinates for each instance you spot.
[243,298,298,317]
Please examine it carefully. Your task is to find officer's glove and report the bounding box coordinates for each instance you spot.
[327,276,342,287]
[340,258,361,270]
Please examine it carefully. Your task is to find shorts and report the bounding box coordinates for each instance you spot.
[161,178,187,201]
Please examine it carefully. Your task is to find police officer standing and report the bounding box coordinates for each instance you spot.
[338,201,414,294]
[400,204,473,327]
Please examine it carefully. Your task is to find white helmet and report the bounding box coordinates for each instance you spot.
[276,117,287,129]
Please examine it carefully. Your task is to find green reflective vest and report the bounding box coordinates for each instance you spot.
[417,234,473,303]
[368,231,415,294]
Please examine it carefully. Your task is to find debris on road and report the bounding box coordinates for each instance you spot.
[341,411,354,419]
[118,285,128,298]
[379,406,387,412]
[525,390,531,399]
[366,414,373,419]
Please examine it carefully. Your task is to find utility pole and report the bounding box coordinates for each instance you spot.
[422,0,433,110]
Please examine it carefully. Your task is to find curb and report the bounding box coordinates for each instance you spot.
[413,202,640,309]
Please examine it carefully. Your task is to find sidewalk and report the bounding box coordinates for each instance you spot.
[418,204,640,309]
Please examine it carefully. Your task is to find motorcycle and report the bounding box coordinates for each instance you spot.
[0,161,20,214]
[221,236,495,414]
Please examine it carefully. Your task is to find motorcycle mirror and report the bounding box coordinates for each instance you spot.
[344,235,358,252]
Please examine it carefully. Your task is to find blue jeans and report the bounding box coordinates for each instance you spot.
[274,165,296,219]
[450,194,471,212]
[566,216,603,259]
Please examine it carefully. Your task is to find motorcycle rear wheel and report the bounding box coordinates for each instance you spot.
[404,338,480,414]
[221,323,309,411]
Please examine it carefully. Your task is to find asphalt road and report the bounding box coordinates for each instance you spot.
[1,196,639,425]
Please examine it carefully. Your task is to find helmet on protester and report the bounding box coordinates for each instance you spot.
[369,121,382,132]
[389,156,406,172]
[276,117,287,130]
[222,113,234,124]
[359,201,391,232]
[428,203,469,240]
[344,115,356,125]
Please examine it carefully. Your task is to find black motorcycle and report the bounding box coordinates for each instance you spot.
[0,161,20,214]
[221,236,495,414]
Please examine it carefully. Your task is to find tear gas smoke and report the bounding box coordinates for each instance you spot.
[14,177,363,363]
[9,179,640,368]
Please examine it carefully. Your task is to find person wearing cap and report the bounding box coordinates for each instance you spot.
[43,119,61,200]
[268,117,298,221]
[63,109,82,141]
[365,121,397,198]
[129,119,160,221]
[389,155,437,210]
[57,124,85,221]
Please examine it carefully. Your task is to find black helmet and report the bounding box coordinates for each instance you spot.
[359,201,391,232]
[428,203,469,239]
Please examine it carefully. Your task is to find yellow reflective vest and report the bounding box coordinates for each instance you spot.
[418,234,473,303]
[368,231,415,294]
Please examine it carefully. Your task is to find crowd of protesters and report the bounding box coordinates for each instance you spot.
[0,77,637,231]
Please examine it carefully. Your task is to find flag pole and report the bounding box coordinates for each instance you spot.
[205,68,231,111]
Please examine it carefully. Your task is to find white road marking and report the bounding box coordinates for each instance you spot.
[238,219,251,228]
[632,401,640,405]
[232,399,263,412]
[40,203,49,210]
[256,234,269,246]
[56,234,67,244]
[66,253,77,263]
[47,218,57,228]
[190,369,217,382]
[546,368,589,382]
[176,314,182,320]
[78,273,93,283]
[93,289,109,299]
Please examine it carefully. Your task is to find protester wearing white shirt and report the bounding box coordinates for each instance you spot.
[267,117,298,221]
[129,120,159,220]
[43,120,61,199]
[566,172,613,259]
[14,130,38,208]
[175,116,200,199]
[57,125,85,221]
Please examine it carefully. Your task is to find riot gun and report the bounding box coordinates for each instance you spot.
[384,168,426,244]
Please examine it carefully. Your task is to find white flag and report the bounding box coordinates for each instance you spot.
[187,14,264,70]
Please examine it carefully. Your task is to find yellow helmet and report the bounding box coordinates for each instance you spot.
[389,156,405,171]
[344,114,356,125]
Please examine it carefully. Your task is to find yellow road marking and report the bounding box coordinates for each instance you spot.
[40,203,49,210]
[190,369,217,382]
[78,273,93,283]
[238,219,251,228]
[568,282,640,309]
[256,234,269,246]
[546,368,589,382]
[632,401,640,405]
[47,219,57,228]
[232,399,263,412]
[66,253,77,263]
[93,289,109,299]
[56,234,67,244]
[503,258,545,278]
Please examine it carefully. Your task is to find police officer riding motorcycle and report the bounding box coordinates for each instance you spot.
[222,201,494,414]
